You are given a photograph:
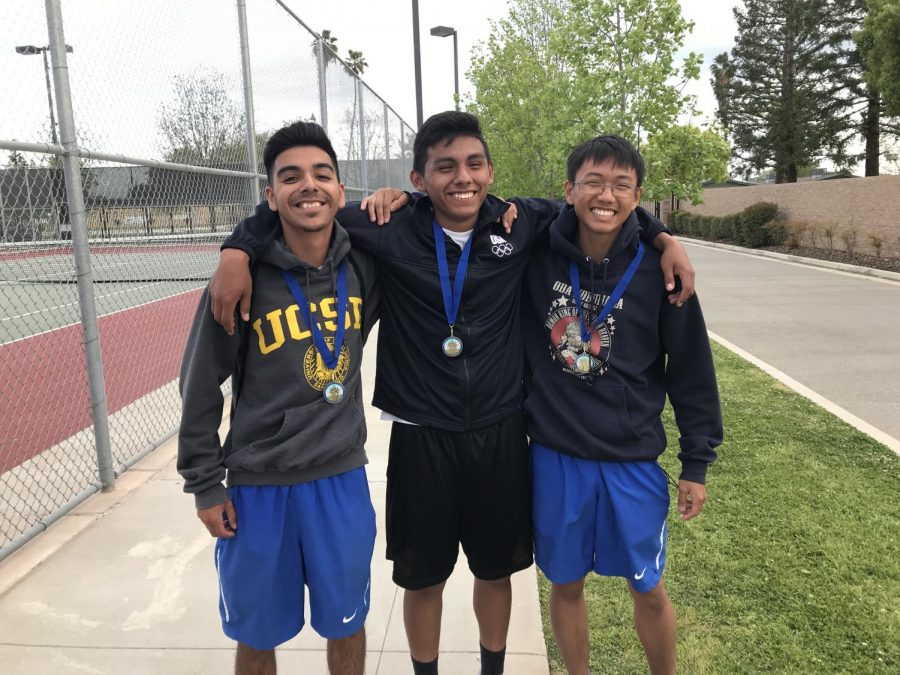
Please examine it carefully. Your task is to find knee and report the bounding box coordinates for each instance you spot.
[407,581,446,602]
[552,578,585,603]
[475,575,511,591]
[630,581,670,614]
[236,642,274,663]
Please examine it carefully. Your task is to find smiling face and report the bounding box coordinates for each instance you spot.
[410,135,494,231]
[564,158,641,243]
[265,145,345,236]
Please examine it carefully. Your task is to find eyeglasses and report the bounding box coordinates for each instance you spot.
[573,181,637,197]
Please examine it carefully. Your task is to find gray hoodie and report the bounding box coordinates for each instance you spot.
[178,222,379,509]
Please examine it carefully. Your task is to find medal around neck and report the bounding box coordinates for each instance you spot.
[442,334,464,358]
[575,353,592,373]
[323,381,345,404]
[433,220,473,358]
[282,263,349,403]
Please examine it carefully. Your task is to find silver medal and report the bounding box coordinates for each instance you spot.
[442,335,464,358]
[323,381,345,404]
[575,353,592,373]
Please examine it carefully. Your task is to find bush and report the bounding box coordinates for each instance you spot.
[669,210,689,233]
[840,228,858,255]
[869,234,883,257]
[766,219,788,247]
[736,202,779,248]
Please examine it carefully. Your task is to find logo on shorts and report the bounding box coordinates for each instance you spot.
[342,608,358,624]
[634,567,647,581]
[490,234,514,257]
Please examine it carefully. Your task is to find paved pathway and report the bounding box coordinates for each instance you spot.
[687,241,900,444]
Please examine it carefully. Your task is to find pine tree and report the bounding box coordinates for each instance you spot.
[725,0,859,182]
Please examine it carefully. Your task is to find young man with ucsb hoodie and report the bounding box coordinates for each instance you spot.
[521,136,722,675]
[178,122,380,675]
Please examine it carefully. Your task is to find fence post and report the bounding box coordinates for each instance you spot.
[316,40,329,133]
[45,0,115,490]
[236,0,259,211]
[383,103,391,188]
[358,79,368,194]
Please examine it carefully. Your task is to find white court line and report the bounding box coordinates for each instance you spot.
[709,330,900,457]
[1,281,188,324]
[0,286,204,348]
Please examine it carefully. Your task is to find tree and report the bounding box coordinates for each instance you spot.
[858,0,900,117]
[346,50,368,76]
[709,53,735,136]
[468,0,701,198]
[7,151,30,168]
[157,68,245,168]
[723,0,860,182]
[641,125,730,205]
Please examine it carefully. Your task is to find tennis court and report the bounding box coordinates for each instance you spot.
[0,234,223,549]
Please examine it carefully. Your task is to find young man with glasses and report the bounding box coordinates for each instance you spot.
[521,135,722,675]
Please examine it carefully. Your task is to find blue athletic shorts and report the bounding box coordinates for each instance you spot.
[213,467,376,650]
[531,443,669,593]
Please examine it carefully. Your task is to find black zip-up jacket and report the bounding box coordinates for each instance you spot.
[224,196,666,431]
[522,205,722,483]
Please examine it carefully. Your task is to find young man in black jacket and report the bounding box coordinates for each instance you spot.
[522,135,722,675]
[207,112,695,675]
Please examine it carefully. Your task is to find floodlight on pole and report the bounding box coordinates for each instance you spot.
[15,43,73,145]
[430,25,459,110]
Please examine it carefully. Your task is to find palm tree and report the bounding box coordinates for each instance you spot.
[346,50,368,76]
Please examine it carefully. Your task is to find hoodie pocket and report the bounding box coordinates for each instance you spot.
[231,388,366,473]
[524,371,640,448]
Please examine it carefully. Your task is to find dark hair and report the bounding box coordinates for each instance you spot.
[412,111,491,174]
[263,121,340,182]
[566,135,644,186]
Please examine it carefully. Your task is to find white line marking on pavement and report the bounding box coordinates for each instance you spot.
[709,331,900,457]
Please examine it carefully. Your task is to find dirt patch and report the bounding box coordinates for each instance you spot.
[762,245,900,274]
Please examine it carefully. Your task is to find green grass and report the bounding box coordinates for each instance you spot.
[539,343,900,674]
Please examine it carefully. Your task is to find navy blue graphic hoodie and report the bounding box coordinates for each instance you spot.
[522,205,722,483]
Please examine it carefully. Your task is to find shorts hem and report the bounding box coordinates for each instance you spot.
[470,557,534,582]
[224,623,303,652]
[391,567,455,591]
[535,561,591,586]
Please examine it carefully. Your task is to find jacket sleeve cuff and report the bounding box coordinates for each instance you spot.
[219,241,255,264]
[678,460,708,485]
[194,484,229,510]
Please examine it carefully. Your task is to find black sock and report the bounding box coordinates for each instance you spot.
[411,656,438,675]
[480,643,506,675]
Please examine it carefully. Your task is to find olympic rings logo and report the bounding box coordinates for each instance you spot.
[492,242,514,256]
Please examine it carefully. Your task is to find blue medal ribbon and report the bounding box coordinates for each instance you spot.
[433,220,473,330]
[282,262,347,371]
[568,240,645,345]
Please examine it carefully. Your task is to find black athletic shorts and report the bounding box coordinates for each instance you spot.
[385,412,534,590]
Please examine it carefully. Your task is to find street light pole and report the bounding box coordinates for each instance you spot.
[430,26,459,111]
[15,44,72,145]
[15,43,74,240]
[412,0,424,128]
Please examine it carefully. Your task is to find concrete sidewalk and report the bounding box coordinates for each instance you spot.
[0,336,549,674]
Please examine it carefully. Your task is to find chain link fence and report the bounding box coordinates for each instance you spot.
[0,0,415,560]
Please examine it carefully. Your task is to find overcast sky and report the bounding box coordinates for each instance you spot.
[285,0,738,125]
[2,0,738,162]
